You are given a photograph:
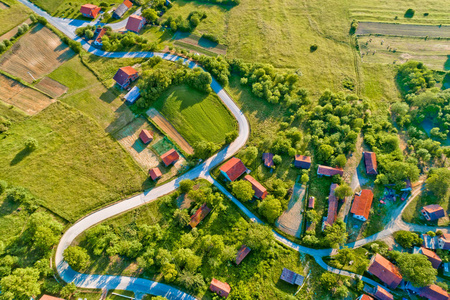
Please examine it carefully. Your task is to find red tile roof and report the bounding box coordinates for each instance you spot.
[40,295,65,300]
[373,285,394,300]
[126,14,144,32]
[113,66,138,86]
[419,284,450,300]
[161,149,179,166]
[243,175,267,199]
[80,4,100,17]
[94,27,107,44]
[262,153,274,168]
[123,0,133,8]
[235,244,251,265]
[189,203,211,228]
[418,247,442,269]
[368,254,402,289]
[317,165,344,177]
[210,278,231,298]
[294,155,311,169]
[220,157,246,181]
[325,183,339,227]
[308,196,315,209]
[422,204,445,221]
[148,167,162,180]
[351,189,374,220]
[364,151,378,175]
[139,129,153,144]
[359,295,374,300]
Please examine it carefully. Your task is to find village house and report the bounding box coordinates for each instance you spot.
[351,189,374,222]
[418,284,450,300]
[124,86,140,104]
[243,175,267,199]
[113,0,132,19]
[219,157,246,181]
[235,245,251,265]
[421,204,445,221]
[160,149,179,166]
[148,167,162,181]
[93,27,107,46]
[368,253,402,289]
[189,203,211,228]
[40,295,65,300]
[413,246,442,269]
[126,15,146,33]
[294,155,311,169]
[262,153,274,168]
[80,4,101,18]
[317,165,344,177]
[365,285,394,300]
[308,196,315,209]
[323,183,339,229]
[279,268,304,286]
[113,66,139,89]
[139,129,153,144]
[210,278,231,298]
[363,151,378,175]
[422,233,450,250]
[356,295,374,300]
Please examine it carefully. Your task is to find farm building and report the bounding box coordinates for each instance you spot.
[124,86,140,103]
[294,155,311,169]
[93,27,107,46]
[113,0,133,19]
[351,189,374,222]
[243,175,267,199]
[235,245,251,265]
[80,4,101,18]
[279,268,304,286]
[368,253,402,289]
[323,183,339,229]
[113,66,139,89]
[356,295,374,300]
[209,278,231,298]
[366,285,394,300]
[148,168,162,181]
[160,149,179,166]
[418,284,450,300]
[317,165,343,177]
[413,247,442,269]
[139,129,153,144]
[126,15,146,33]
[189,203,211,228]
[422,233,450,250]
[308,196,315,209]
[262,153,274,168]
[363,151,378,175]
[219,157,246,181]
[421,204,445,221]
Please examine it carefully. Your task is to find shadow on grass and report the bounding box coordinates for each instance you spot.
[10,148,31,166]
[0,198,20,217]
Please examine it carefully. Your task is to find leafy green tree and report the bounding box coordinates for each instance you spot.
[0,180,7,194]
[324,219,348,248]
[306,209,320,223]
[301,173,309,184]
[25,137,38,151]
[333,247,355,267]
[320,272,338,291]
[60,282,77,299]
[179,179,195,193]
[85,29,94,39]
[174,248,201,272]
[231,180,254,202]
[258,195,282,223]
[334,183,353,199]
[173,209,190,227]
[397,253,437,287]
[334,285,349,298]
[245,223,274,251]
[193,141,218,159]
[161,263,177,282]
[244,146,258,163]
[0,267,40,300]
[334,154,347,168]
[225,131,238,144]
[426,168,450,199]
[142,8,158,23]
[273,155,282,165]
[394,231,422,248]
[63,246,89,270]
[102,12,111,20]
[177,270,205,292]
[318,144,334,162]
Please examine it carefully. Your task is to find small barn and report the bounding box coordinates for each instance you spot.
[294,155,311,169]
[80,4,101,18]
[243,175,267,199]
[368,254,402,289]
[139,129,153,144]
[126,15,146,33]
[113,0,133,19]
[210,278,231,298]
[235,245,251,265]
[113,66,139,89]
[160,149,179,166]
[279,268,304,286]
[93,27,107,46]
[262,153,274,168]
[363,151,378,175]
[413,246,442,269]
[317,165,344,177]
[189,203,211,228]
[148,167,162,181]
[40,295,65,300]
[421,204,445,221]
[308,196,315,209]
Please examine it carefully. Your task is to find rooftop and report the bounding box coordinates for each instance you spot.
[219,157,246,181]
[350,189,374,220]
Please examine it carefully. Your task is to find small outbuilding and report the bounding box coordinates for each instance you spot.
[372,285,394,300]
[356,295,374,300]
[113,66,139,89]
[243,175,267,199]
[160,149,179,166]
[80,4,101,18]
[126,15,146,33]
[317,165,343,177]
[308,196,315,209]
[368,253,402,289]
[210,278,231,298]
[421,204,445,221]
[279,268,304,286]
[113,0,133,19]
[262,153,274,168]
[148,167,162,181]
[418,284,450,300]
[351,189,374,222]
[294,155,311,169]
[323,183,339,228]
[139,129,153,144]
[235,245,251,265]
[124,86,140,103]
[219,157,246,182]
[363,151,378,175]
[189,203,211,228]
[93,27,107,46]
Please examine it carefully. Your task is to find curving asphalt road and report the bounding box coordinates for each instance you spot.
[16,0,450,298]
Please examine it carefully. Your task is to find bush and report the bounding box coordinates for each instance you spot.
[63,246,89,270]
[310,44,318,52]
[0,41,5,53]
[25,137,38,151]
[29,14,37,23]
[0,180,7,194]
[225,131,238,144]
[37,16,48,25]
[273,155,282,165]
[201,33,219,44]
[231,180,254,202]
[394,231,422,248]
[405,8,415,18]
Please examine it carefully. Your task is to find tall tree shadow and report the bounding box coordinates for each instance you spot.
[10,148,31,166]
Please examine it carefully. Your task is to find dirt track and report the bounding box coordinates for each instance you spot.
[357,22,450,38]
[146,108,194,155]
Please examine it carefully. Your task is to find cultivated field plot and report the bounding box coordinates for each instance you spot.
[275,182,305,238]
[0,24,74,83]
[356,22,450,38]
[35,77,68,98]
[0,0,30,36]
[0,74,54,115]
[358,36,450,71]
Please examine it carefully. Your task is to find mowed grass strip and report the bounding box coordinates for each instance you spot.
[153,85,237,145]
[0,0,31,36]
[0,101,146,222]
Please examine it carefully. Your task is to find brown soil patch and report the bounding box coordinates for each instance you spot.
[0,24,74,83]
[0,74,54,115]
[35,77,68,98]
[146,108,194,155]
[275,183,305,238]
[0,19,32,41]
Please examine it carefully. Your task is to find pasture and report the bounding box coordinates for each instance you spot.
[0,102,147,222]
[152,85,237,146]
[356,22,450,38]
[0,24,75,83]
[0,0,30,36]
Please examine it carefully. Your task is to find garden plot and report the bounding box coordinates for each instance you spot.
[275,182,306,238]
[35,77,68,98]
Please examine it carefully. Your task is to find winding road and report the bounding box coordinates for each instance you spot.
[15,1,450,298]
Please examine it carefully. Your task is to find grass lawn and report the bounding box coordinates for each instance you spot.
[0,99,27,123]
[0,0,31,36]
[403,192,450,226]
[153,85,237,145]
[0,101,147,222]
[326,247,370,275]
[0,194,29,244]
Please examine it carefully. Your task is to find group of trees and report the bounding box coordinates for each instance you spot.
[164,11,207,33]
[397,60,435,94]
[389,251,437,287]
[0,14,36,53]
[393,231,423,248]
[320,272,351,298]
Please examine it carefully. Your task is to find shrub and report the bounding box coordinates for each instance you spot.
[273,155,282,165]
[0,41,5,53]
[37,16,48,25]
[63,246,89,270]
[25,137,38,151]
[225,131,238,144]
[405,8,415,18]
[201,33,219,44]
[394,230,422,248]
[310,44,318,52]
[0,180,7,194]
[231,180,254,202]
[29,14,37,23]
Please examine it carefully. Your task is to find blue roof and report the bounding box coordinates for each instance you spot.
[124,86,140,103]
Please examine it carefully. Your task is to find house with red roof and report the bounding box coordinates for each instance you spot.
[351,189,374,222]
[219,157,246,181]
[93,27,107,46]
[148,167,162,181]
[317,165,344,177]
[243,175,267,199]
[294,155,311,169]
[80,4,101,18]
[368,253,402,289]
[113,66,139,89]
[113,0,133,19]
[210,278,231,298]
[139,129,153,144]
[422,204,445,221]
[418,284,450,300]
[160,149,179,166]
[414,246,442,269]
[323,183,339,229]
[356,295,374,300]
[126,15,146,33]
[262,153,274,168]
[235,244,251,265]
[189,203,211,228]
[372,285,394,300]
[363,151,378,175]
[308,196,315,209]
[40,295,65,300]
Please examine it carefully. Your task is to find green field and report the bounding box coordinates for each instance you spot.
[0,0,31,36]
[153,85,237,145]
[0,101,147,222]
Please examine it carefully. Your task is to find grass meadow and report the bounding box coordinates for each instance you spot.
[153,84,237,145]
[0,0,31,36]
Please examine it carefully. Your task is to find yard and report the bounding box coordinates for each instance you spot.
[403,193,450,226]
[153,84,237,145]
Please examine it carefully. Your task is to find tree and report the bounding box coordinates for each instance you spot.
[60,283,77,299]
[426,168,450,199]
[393,231,422,248]
[85,29,94,39]
[0,180,7,194]
[258,195,282,223]
[63,246,89,270]
[231,180,254,202]
[318,144,334,162]
[225,131,238,144]
[25,137,38,151]
[397,253,437,287]
[245,223,274,251]
[244,146,258,163]
[142,8,158,23]
[102,12,111,20]
[173,209,190,227]
[320,272,338,291]
[29,14,37,23]
[273,155,282,165]
[161,263,177,282]
[306,209,320,223]
[193,141,218,159]
[177,270,205,292]
[179,179,195,193]
[324,219,348,248]
[300,173,309,184]
[0,267,40,300]
[334,183,353,199]
[333,247,356,267]
[334,154,347,168]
